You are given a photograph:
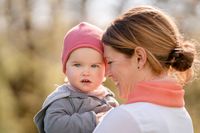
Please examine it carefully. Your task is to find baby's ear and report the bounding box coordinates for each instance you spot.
[64,77,69,82]
[103,77,106,82]
[64,68,68,81]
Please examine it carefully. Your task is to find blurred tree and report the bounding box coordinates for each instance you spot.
[2,0,47,133]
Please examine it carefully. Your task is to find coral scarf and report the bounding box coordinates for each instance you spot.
[126,80,185,107]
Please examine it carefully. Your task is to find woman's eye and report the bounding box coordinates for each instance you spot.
[107,61,113,64]
[91,64,99,68]
[74,64,81,67]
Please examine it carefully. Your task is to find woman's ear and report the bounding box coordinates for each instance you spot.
[134,47,147,69]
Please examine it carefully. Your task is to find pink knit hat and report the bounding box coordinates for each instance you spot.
[62,22,103,74]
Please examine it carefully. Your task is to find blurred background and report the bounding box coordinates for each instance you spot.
[0,0,200,133]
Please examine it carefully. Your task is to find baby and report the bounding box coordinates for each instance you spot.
[34,22,118,133]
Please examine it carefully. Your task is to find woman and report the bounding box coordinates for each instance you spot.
[93,6,199,133]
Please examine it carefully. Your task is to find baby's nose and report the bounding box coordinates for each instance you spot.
[82,67,90,76]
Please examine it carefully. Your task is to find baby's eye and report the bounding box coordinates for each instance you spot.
[73,63,81,67]
[91,64,99,68]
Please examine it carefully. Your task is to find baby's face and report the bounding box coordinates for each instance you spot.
[65,47,105,92]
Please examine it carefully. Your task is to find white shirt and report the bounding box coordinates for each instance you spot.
[93,102,193,133]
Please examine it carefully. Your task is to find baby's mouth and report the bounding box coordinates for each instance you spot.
[81,79,91,83]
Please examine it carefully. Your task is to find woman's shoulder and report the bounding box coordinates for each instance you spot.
[93,106,142,133]
[94,103,187,133]
[108,103,155,118]
[119,103,192,131]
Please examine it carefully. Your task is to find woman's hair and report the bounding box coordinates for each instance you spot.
[102,5,199,84]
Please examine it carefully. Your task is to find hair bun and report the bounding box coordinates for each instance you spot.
[168,41,195,71]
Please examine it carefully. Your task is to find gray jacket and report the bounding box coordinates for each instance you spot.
[34,84,118,133]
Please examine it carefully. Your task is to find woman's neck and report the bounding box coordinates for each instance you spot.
[126,77,184,107]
